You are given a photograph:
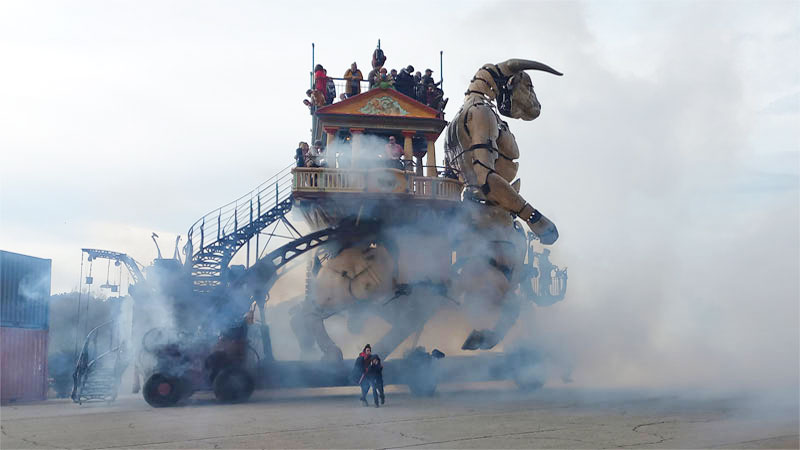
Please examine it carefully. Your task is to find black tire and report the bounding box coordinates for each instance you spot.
[404,347,438,397]
[408,376,437,397]
[143,373,182,407]
[213,367,254,403]
[514,378,544,391]
[407,364,437,397]
[508,349,545,392]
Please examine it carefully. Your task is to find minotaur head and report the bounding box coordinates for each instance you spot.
[470,59,562,121]
[497,59,562,120]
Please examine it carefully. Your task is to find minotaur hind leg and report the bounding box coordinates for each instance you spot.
[310,313,343,361]
[459,233,525,351]
[296,300,343,361]
[289,305,316,353]
[373,285,446,358]
[462,292,522,350]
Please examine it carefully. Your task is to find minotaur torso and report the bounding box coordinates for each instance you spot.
[445,95,521,202]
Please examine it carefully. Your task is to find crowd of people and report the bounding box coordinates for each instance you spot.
[295,140,327,168]
[303,47,448,113]
[294,136,406,170]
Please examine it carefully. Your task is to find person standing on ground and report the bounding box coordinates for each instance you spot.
[354,344,372,406]
[365,355,385,407]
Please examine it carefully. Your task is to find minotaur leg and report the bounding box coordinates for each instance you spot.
[295,300,343,361]
[289,306,316,353]
[373,285,446,358]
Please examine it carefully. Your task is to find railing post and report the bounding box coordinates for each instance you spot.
[217,211,221,240]
[200,218,205,249]
[234,201,238,231]
[247,199,253,268]
[275,181,279,205]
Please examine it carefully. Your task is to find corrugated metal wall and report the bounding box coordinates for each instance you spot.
[0,327,49,403]
[0,250,51,329]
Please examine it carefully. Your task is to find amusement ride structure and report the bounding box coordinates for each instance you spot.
[71,47,568,407]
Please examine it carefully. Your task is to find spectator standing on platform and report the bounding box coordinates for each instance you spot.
[324,69,336,105]
[414,71,425,101]
[385,136,404,169]
[343,62,363,98]
[395,65,415,98]
[304,89,325,111]
[421,68,439,88]
[306,140,326,168]
[375,68,395,89]
[368,47,387,89]
[295,141,308,167]
[314,64,326,92]
[426,84,446,110]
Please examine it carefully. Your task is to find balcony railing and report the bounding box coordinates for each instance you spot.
[315,77,443,107]
[292,167,462,201]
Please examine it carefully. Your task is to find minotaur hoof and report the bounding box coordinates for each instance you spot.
[461,329,499,350]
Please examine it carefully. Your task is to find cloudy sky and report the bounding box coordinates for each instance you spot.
[1,1,797,391]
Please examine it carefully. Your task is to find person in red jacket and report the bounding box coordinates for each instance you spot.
[314,64,327,92]
[353,344,372,406]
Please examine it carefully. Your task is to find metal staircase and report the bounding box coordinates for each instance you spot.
[71,320,126,404]
[187,163,295,293]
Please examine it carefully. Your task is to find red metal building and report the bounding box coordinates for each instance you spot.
[1,250,51,404]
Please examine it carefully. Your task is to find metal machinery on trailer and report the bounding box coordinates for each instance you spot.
[72,55,568,407]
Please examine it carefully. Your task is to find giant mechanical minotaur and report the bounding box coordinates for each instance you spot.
[288,59,566,359]
[445,59,562,244]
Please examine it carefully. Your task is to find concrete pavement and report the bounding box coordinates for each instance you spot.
[1,383,797,449]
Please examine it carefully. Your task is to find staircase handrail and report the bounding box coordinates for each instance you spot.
[71,320,119,403]
[187,162,295,256]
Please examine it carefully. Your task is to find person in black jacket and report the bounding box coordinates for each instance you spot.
[394,65,415,98]
[365,355,385,407]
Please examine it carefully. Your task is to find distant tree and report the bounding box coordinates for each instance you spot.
[49,291,115,357]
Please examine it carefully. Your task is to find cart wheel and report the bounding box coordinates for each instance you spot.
[143,373,182,407]
[509,348,545,391]
[408,375,437,397]
[405,347,438,397]
[407,361,437,397]
[514,378,544,391]
[213,367,254,403]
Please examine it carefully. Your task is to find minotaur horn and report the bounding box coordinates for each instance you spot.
[496,59,563,76]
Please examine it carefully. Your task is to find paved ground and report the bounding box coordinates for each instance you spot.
[1,383,797,449]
